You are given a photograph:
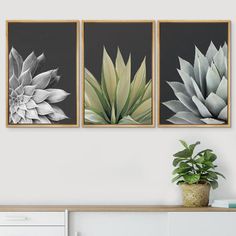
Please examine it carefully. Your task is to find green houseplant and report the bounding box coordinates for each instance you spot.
[172,140,225,207]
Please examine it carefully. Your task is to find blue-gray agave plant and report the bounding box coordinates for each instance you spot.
[9,48,70,124]
[163,42,228,125]
[85,47,152,125]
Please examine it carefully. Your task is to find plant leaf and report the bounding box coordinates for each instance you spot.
[18,69,32,86]
[48,105,68,121]
[22,51,38,74]
[36,101,54,115]
[85,109,107,124]
[128,57,146,110]
[33,89,50,103]
[131,98,151,121]
[184,174,200,184]
[116,53,131,118]
[118,115,139,125]
[102,47,117,105]
[205,92,226,116]
[32,70,56,89]
[46,89,70,103]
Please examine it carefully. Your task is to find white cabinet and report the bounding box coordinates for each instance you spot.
[0,212,67,236]
[169,212,236,236]
[69,212,168,236]
[0,227,64,236]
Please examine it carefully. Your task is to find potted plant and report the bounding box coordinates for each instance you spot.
[172,140,225,207]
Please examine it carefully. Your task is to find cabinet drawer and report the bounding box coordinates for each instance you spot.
[169,212,236,236]
[0,212,65,226]
[0,226,64,236]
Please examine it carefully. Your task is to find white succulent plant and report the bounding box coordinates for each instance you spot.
[163,42,228,125]
[85,47,152,125]
[9,48,70,124]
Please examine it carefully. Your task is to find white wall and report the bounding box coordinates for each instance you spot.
[0,0,235,205]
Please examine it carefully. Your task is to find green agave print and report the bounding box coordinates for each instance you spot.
[84,47,152,125]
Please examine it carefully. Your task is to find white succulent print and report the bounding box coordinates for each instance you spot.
[85,47,152,125]
[163,42,228,125]
[9,48,70,124]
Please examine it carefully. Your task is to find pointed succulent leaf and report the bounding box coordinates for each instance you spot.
[163,100,189,113]
[178,57,194,78]
[216,76,227,102]
[15,84,24,95]
[48,105,68,121]
[218,106,227,121]
[85,68,111,114]
[22,51,38,74]
[206,65,221,95]
[102,47,117,105]
[167,81,188,96]
[85,68,102,94]
[33,89,50,103]
[25,108,39,120]
[167,115,190,125]
[9,74,19,90]
[131,98,151,120]
[206,41,218,63]
[205,92,226,116]
[36,101,54,115]
[115,48,126,80]
[192,96,212,118]
[142,80,152,101]
[118,115,139,124]
[85,109,107,124]
[26,99,38,109]
[18,69,32,86]
[31,70,54,89]
[10,48,23,77]
[175,92,199,115]
[34,115,51,124]
[85,80,107,118]
[201,118,225,124]
[46,89,70,103]
[190,77,205,102]
[222,42,228,57]
[24,85,36,96]
[20,118,33,124]
[194,46,209,93]
[177,69,196,96]
[11,113,21,124]
[16,109,26,120]
[128,57,146,109]
[175,111,204,124]
[213,47,227,77]
[116,54,131,118]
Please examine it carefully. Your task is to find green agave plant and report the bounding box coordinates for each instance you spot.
[9,48,69,124]
[163,42,228,125]
[85,47,152,125]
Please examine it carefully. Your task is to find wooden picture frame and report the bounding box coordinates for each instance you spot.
[6,20,79,127]
[82,20,155,128]
[158,20,231,127]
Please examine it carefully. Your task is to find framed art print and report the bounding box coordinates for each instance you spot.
[158,21,230,127]
[82,20,155,127]
[7,21,79,127]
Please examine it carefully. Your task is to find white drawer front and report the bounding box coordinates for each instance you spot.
[169,212,236,236]
[0,226,64,236]
[0,212,65,226]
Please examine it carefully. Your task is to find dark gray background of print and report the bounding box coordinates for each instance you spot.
[84,22,153,83]
[159,22,228,124]
[8,22,77,125]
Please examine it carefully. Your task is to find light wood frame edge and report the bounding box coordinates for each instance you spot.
[6,20,80,128]
[157,20,231,128]
[81,20,156,128]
